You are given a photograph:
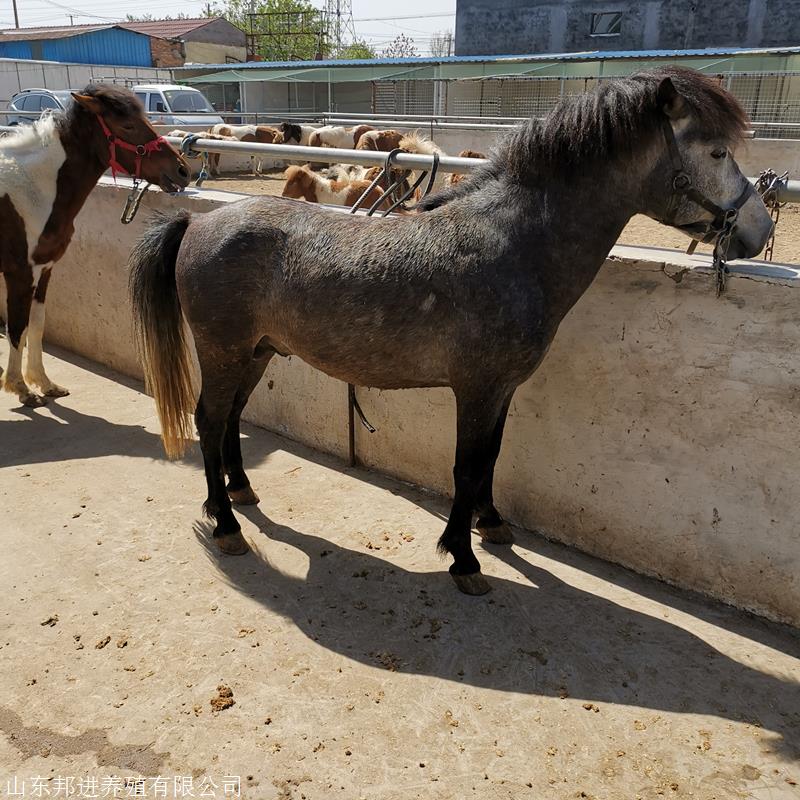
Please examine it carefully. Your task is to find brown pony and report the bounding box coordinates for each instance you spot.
[1,84,190,407]
[447,150,486,186]
[355,129,405,152]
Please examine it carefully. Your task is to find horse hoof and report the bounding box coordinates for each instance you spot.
[228,485,260,506]
[477,521,514,545]
[214,530,250,555]
[21,392,47,408]
[451,571,491,595]
[44,384,70,398]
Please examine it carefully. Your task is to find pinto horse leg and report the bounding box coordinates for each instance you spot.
[438,389,510,595]
[2,269,43,407]
[223,347,274,506]
[24,266,69,398]
[474,393,515,544]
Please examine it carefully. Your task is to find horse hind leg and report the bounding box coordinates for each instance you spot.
[195,346,254,555]
[2,269,43,407]
[438,388,512,595]
[24,267,69,398]
[223,340,274,505]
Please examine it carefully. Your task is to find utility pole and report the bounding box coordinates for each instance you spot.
[12,0,20,28]
[69,14,75,25]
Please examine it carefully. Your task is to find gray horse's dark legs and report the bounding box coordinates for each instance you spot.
[223,351,273,505]
[438,391,510,594]
[195,359,250,555]
[475,394,514,544]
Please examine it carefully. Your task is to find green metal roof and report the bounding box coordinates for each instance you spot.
[183,48,800,85]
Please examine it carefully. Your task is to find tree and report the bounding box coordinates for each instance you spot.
[382,33,417,59]
[339,39,375,60]
[430,30,453,58]
[209,0,327,61]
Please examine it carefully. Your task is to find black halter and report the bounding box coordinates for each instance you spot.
[660,116,754,295]
[660,116,753,240]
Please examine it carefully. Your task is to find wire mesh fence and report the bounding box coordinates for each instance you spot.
[372,73,800,139]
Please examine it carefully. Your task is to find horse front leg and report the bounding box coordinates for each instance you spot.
[24,266,69,398]
[2,268,43,407]
[474,392,515,544]
[438,389,512,595]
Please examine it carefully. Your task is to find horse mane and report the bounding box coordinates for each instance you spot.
[496,67,748,183]
[400,132,443,156]
[0,113,59,153]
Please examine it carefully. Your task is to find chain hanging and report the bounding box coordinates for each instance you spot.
[755,168,788,262]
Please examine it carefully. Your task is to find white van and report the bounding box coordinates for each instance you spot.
[132,84,224,127]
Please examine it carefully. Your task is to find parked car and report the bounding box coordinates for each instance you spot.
[132,84,224,127]
[5,88,73,125]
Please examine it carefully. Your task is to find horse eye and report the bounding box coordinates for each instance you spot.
[711,148,727,159]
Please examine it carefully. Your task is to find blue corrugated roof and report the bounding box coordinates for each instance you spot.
[174,45,800,71]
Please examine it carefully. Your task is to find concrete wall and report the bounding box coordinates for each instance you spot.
[4,179,799,627]
[455,0,800,56]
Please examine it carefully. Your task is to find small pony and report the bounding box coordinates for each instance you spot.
[209,124,284,175]
[281,164,392,211]
[308,124,375,149]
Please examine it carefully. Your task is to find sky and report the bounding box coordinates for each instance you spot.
[2,0,458,57]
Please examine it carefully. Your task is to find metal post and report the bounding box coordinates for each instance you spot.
[12,0,19,27]
[347,383,356,467]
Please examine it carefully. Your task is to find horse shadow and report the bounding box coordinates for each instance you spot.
[195,504,800,761]
[0,401,165,469]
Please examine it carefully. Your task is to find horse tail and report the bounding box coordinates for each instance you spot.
[128,209,194,460]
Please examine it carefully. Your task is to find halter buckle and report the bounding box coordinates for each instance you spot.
[672,172,691,192]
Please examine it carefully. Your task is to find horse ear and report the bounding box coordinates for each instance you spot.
[71,92,103,115]
[657,77,687,120]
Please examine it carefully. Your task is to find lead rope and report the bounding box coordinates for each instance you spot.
[120,179,151,225]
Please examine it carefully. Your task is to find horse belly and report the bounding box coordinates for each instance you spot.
[267,289,453,389]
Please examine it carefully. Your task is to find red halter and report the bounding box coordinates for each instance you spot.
[96,114,166,182]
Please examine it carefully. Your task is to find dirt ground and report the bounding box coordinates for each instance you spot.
[202,170,800,265]
[2,345,800,799]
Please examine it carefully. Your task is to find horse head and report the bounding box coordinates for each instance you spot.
[647,72,773,261]
[70,85,191,193]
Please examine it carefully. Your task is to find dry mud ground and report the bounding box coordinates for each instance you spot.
[1,347,800,799]
[203,171,800,266]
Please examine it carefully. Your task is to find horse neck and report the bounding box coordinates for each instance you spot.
[43,114,109,250]
[502,154,650,317]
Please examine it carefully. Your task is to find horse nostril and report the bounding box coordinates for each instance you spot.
[178,164,190,179]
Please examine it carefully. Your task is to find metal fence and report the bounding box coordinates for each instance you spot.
[371,73,800,139]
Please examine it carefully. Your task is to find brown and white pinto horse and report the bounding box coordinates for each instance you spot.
[308,124,375,149]
[281,164,393,211]
[0,84,190,407]
[209,124,284,175]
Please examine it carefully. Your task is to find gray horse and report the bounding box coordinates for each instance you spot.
[129,68,773,595]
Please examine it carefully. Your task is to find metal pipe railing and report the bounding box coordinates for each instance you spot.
[163,135,482,174]
[2,125,799,202]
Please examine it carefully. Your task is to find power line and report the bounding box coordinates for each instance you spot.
[352,12,455,22]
